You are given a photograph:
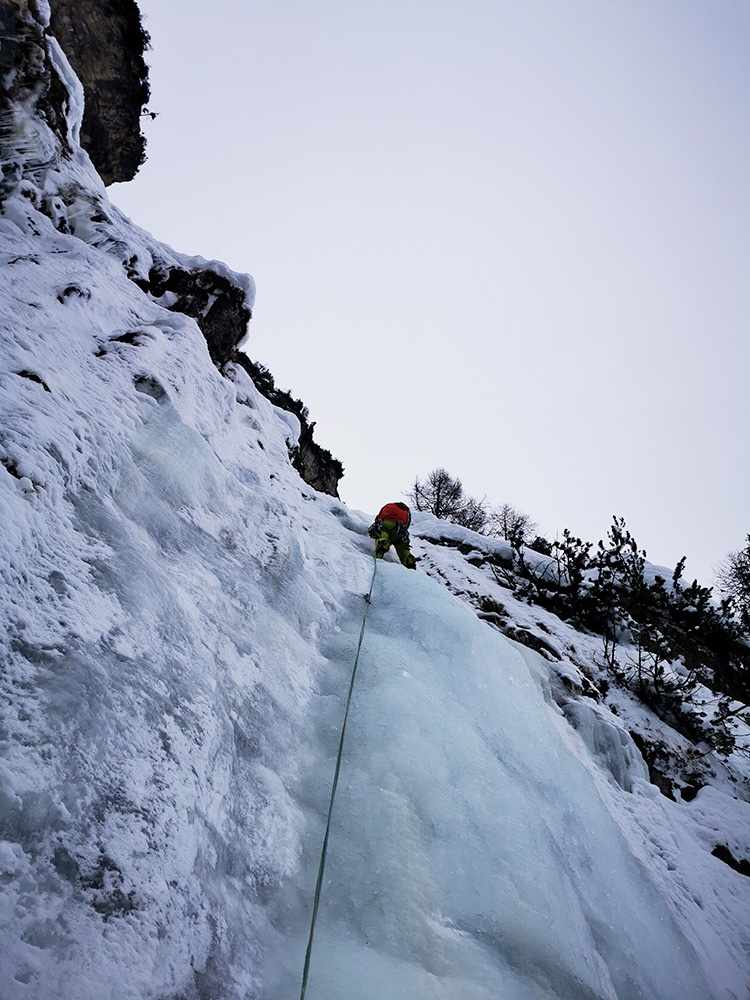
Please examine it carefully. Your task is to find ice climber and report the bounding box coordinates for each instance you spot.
[368,502,417,569]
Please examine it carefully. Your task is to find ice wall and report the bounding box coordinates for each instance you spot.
[1,6,749,999]
[3,237,743,996]
[273,563,734,1000]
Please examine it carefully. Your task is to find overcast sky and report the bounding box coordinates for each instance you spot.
[111,0,750,585]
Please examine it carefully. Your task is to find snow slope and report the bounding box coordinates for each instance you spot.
[1,10,749,999]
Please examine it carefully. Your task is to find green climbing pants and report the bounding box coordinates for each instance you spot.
[374,519,416,569]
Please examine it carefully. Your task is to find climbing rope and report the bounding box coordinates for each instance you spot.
[299,555,379,1000]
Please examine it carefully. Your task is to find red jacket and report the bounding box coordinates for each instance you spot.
[377,502,411,527]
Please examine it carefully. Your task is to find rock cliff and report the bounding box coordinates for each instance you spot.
[48,0,149,185]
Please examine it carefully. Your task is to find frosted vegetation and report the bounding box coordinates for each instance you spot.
[1,8,749,999]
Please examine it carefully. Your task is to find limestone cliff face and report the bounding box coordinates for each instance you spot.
[48,0,149,186]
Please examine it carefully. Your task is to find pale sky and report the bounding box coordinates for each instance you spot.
[111,0,750,585]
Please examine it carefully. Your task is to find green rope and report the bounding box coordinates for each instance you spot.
[299,555,378,1000]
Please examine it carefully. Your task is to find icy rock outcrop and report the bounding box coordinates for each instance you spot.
[0,0,250,368]
[0,0,81,168]
[235,355,345,498]
[136,260,253,368]
[1,0,343,495]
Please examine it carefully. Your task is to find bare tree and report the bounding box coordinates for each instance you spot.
[717,534,750,632]
[408,468,488,531]
[485,503,538,546]
[458,495,489,533]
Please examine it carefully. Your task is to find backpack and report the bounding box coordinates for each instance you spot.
[376,502,411,527]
